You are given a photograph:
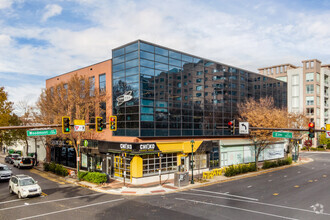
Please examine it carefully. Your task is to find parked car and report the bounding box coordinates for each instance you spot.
[0,164,12,181]
[5,154,20,164]
[13,156,34,169]
[9,175,42,199]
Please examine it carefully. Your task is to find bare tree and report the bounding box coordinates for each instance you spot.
[237,97,288,170]
[35,74,110,172]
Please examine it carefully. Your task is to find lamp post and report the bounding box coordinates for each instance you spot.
[253,137,257,170]
[191,140,195,184]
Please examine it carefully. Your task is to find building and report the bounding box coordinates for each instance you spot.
[259,59,330,128]
[46,40,287,184]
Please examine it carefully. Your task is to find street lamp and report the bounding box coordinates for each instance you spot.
[253,136,257,170]
[191,139,195,184]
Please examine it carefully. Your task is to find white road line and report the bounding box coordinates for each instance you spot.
[0,199,28,205]
[176,198,298,220]
[0,193,102,211]
[178,191,330,216]
[17,198,124,220]
[191,189,258,201]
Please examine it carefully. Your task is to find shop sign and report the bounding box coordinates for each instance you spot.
[117,91,133,106]
[139,143,155,151]
[120,143,133,151]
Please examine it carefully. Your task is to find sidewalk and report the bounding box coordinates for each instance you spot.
[0,152,313,196]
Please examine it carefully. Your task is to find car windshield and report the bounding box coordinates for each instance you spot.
[0,166,9,171]
[19,178,36,186]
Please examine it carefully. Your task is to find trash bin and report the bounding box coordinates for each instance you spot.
[174,172,189,187]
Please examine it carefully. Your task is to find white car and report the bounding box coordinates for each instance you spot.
[13,156,34,169]
[9,175,42,198]
[0,164,12,181]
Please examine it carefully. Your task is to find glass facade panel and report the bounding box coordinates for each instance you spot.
[112,40,287,137]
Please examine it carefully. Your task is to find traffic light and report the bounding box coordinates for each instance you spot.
[228,120,235,134]
[62,116,71,134]
[308,122,315,138]
[109,116,117,131]
[96,117,105,132]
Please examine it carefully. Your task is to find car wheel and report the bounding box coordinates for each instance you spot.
[18,165,20,169]
[9,187,13,194]
[18,191,22,199]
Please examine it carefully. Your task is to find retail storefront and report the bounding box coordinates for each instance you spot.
[98,140,214,184]
[219,139,285,167]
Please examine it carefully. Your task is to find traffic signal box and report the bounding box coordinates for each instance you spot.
[109,116,117,131]
[228,120,235,134]
[62,116,71,134]
[96,117,105,132]
[308,122,315,138]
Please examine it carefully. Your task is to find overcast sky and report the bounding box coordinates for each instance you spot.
[1,0,330,111]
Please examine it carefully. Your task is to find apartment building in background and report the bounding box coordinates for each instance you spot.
[259,59,330,129]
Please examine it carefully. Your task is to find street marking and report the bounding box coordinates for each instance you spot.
[17,198,124,220]
[191,189,258,201]
[0,193,102,211]
[247,185,252,188]
[294,185,299,188]
[178,192,330,216]
[314,179,318,182]
[0,199,28,205]
[308,180,313,182]
[323,175,327,178]
[268,180,272,182]
[24,203,29,205]
[297,171,301,173]
[273,193,279,196]
[176,198,298,220]
[284,175,287,178]
[41,192,47,196]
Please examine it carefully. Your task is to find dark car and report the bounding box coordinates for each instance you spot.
[5,154,20,164]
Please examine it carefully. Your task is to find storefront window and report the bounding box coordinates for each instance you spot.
[142,153,177,176]
[193,154,207,169]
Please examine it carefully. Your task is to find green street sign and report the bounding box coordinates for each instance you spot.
[272,131,293,139]
[84,140,88,147]
[27,129,57,137]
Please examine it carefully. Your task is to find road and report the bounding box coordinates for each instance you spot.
[0,152,329,220]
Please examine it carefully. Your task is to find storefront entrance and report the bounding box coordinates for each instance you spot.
[106,156,113,177]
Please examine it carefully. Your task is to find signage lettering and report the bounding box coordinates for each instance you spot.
[120,144,132,151]
[140,144,155,151]
[117,91,133,106]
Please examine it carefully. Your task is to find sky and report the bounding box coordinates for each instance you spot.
[1,0,330,113]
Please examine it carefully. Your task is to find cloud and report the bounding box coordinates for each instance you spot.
[41,4,62,22]
[0,0,13,9]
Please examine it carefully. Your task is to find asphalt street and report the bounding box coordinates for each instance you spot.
[0,152,330,220]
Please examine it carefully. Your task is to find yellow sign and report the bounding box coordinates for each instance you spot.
[74,120,85,126]
[326,124,330,131]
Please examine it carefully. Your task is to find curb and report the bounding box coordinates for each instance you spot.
[2,154,314,196]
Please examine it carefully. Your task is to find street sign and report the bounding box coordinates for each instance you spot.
[326,131,330,138]
[27,129,57,137]
[74,120,85,125]
[239,122,249,134]
[272,132,293,139]
[74,125,85,132]
[326,124,330,131]
[84,140,88,147]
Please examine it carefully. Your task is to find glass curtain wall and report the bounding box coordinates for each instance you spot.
[112,40,287,137]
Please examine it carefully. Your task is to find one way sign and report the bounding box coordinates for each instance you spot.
[239,122,249,134]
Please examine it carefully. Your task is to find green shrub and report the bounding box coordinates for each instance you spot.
[310,148,317,151]
[262,157,292,169]
[49,162,56,172]
[82,172,107,184]
[54,164,68,176]
[43,163,50,171]
[224,163,255,177]
[301,147,307,150]
[78,171,88,180]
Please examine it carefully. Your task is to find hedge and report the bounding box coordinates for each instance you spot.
[224,163,256,177]
[78,171,107,184]
[262,157,292,169]
[43,162,68,176]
